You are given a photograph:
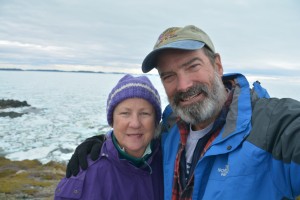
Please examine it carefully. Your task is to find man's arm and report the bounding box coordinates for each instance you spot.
[66,134,105,178]
[250,97,300,198]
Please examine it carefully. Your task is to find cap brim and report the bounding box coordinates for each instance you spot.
[142,40,205,73]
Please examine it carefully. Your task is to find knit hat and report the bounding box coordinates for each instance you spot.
[106,74,162,126]
[142,25,215,73]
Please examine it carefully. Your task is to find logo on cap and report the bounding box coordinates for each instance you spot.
[155,27,180,47]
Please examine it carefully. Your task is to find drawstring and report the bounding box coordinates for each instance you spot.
[143,160,153,174]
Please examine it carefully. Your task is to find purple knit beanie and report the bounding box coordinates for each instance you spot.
[106,74,162,126]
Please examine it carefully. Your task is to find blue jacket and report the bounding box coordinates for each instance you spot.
[55,132,164,200]
[161,73,300,200]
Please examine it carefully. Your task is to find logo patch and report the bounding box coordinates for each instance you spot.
[155,27,179,47]
[218,164,229,176]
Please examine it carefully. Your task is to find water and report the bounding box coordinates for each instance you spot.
[0,71,167,164]
[0,71,299,164]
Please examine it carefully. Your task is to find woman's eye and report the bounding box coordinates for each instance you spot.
[120,112,129,116]
[141,112,150,116]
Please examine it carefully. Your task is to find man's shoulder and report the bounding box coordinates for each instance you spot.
[161,104,179,135]
[253,97,300,111]
[250,97,300,141]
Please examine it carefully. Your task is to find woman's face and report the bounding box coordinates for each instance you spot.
[112,98,156,158]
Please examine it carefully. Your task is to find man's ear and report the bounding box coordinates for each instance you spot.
[214,53,223,76]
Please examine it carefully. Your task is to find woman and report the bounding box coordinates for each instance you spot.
[55,74,163,200]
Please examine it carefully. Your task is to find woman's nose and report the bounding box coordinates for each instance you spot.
[129,114,141,128]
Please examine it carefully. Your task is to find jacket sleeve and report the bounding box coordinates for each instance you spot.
[250,97,300,198]
[55,171,86,199]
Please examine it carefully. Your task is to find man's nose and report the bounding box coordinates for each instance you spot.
[177,73,193,92]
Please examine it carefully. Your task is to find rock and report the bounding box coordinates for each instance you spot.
[0,99,30,109]
[0,99,31,118]
[0,111,26,118]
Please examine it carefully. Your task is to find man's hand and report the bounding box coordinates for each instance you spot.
[66,134,105,178]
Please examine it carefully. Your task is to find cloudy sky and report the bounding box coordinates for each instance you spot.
[0,0,299,76]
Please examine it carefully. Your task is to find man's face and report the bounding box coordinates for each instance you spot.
[157,48,227,129]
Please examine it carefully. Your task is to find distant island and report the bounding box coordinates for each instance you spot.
[0,68,126,75]
[0,68,159,76]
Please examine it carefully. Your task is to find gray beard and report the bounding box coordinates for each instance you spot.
[169,72,227,125]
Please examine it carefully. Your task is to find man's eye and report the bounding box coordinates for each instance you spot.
[120,112,129,116]
[162,74,176,83]
[141,112,151,116]
[188,64,199,70]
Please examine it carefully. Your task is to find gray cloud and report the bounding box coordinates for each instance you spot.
[0,0,299,75]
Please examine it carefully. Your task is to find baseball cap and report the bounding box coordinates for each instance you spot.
[142,25,215,73]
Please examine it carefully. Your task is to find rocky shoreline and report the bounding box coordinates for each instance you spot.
[0,99,66,199]
[0,157,66,199]
[0,99,64,199]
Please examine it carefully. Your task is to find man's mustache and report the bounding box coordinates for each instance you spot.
[173,84,209,105]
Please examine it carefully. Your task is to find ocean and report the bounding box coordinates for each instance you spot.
[0,70,299,164]
[0,71,167,164]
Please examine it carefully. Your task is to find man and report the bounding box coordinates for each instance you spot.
[66,25,300,199]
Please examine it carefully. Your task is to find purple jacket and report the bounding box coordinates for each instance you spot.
[55,133,164,200]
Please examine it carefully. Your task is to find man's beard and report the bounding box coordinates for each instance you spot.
[169,71,227,125]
